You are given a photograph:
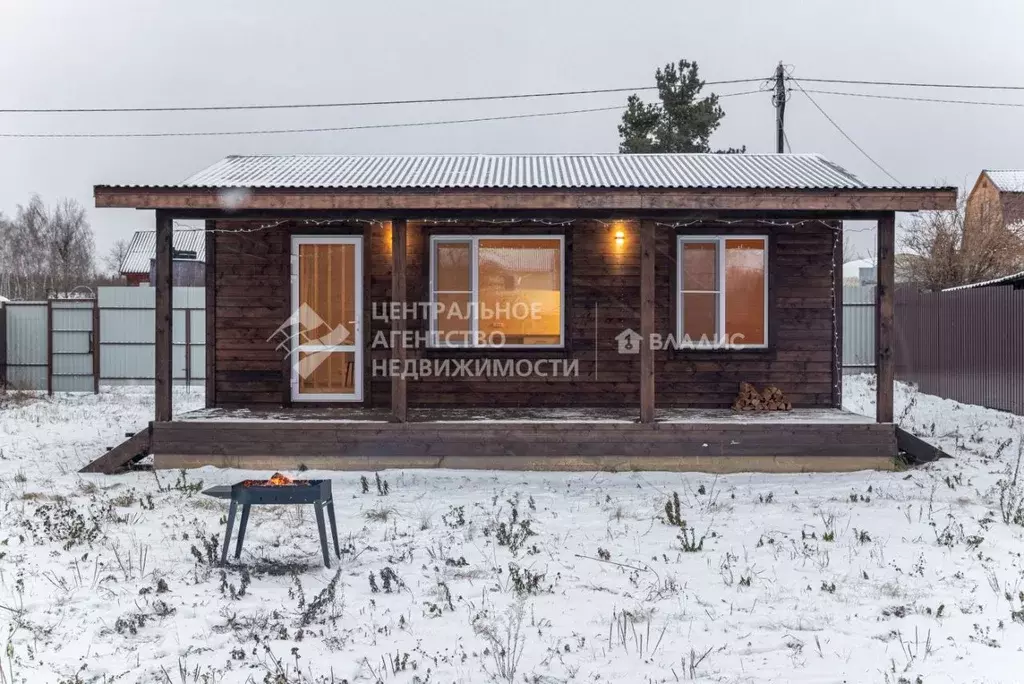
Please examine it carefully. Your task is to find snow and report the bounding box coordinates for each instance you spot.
[1,379,1023,683]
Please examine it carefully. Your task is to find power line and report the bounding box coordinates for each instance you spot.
[789,79,901,185]
[0,78,765,115]
[801,88,1024,108]
[0,89,761,139]
[0,105,624,139]
[798,77,1024,91]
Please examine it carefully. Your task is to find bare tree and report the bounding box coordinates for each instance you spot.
[0,195,96,300]
[900,195,1024,291]
[48,198,95,296]
[843,234,862,264]
[102,238,131,278]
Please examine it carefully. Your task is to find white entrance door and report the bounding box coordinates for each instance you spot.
[289,236,363,402]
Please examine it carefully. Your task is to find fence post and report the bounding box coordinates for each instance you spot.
[92,298,100,394]
[46,298,53,396]
[185,302,192,389]
[0,302,7,387]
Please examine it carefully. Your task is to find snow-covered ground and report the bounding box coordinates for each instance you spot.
[1,378,1023,684]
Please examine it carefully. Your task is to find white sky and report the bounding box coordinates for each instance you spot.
[3,0,1024,261]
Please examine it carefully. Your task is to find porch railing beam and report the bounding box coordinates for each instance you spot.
[391,219,408,422]
[154,211,174,422]
[640,220,656,423]
[875,212,895,423]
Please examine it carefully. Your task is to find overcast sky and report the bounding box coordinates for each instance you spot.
[3,0,1024,262]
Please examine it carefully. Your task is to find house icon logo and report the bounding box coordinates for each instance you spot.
[615,328,643,354]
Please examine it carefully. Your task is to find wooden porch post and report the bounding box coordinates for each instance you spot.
[154,211,174,422]
[640,220,656,423]
[391,219,408,422]
[204,221,217,408]
[876,212,895,423]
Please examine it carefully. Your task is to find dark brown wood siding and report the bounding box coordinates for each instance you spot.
[212,219,837,409]
[656,223,837,408]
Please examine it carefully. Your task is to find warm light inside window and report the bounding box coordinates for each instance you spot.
[431,237,563,347]
[724,238,766,346]
[678,236,767,347]
[296,242,357,394]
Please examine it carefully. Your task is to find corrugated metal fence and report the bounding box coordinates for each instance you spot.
[1,287,204,392]
[843,285,875,375]
[895,286,1024,415]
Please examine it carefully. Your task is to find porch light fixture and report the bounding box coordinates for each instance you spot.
[615,229,625,244]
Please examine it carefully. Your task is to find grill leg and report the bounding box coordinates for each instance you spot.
[234,504,251,559]
[326,499,340,558]
[314,501,331,569]
[220,499,238,566]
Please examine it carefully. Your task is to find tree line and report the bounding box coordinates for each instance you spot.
[0,195,127,301]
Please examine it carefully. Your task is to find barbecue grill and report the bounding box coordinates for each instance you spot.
[202,476,340,568]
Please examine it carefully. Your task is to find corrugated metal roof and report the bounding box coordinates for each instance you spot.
[985,170,1024,193]
[120,229,206,275]
[157,153,880,191]
[942,269,1024,292]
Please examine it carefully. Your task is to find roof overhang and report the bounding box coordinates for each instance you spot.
[95,186,958,214]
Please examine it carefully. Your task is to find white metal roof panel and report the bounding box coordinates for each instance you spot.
[166,153,875,191]
[119,229,207,275]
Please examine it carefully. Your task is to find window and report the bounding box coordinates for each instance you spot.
[429,236,564,347]
[677,236,767,349]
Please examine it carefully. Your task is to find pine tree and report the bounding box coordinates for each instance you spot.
[618,59,745,154]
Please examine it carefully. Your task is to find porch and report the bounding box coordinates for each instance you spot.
[153,405,895,472]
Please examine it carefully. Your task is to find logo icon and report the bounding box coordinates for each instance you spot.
[615,328,643,354]
[268,303,351,378]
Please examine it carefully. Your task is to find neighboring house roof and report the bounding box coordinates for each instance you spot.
[982,170,1024,193]
[942,269,1024,292]
[125,153,910,191]
[842,258,875,281]
[119,229,206,275]
[973,170,1024,225]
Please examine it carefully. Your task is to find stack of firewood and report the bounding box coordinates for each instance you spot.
[731,382,793,412]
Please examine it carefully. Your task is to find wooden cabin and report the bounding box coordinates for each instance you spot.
[94,153,956,472]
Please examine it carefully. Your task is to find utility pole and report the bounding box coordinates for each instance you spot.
[773,61,786,153]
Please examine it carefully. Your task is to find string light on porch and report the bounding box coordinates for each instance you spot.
[188,217,582,235]
[416,218,576,227]
[654,218,840,230]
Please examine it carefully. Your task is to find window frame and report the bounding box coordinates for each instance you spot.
[676,234,769,350]
[428,234,566,349]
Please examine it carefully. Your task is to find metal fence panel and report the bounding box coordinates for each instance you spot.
[3,303,47,390]
[100,309,154,344]
[98,286,204,386]
[51,301,95,393]
[1,287,206,392]
[895,286,1024,415]
[842,286,875,375]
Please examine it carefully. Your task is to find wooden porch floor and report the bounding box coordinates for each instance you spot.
[177,406,875,425]
[155,406,893,473]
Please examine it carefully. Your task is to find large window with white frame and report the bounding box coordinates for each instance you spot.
[429,235,565,348]
[676,235,768,349]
